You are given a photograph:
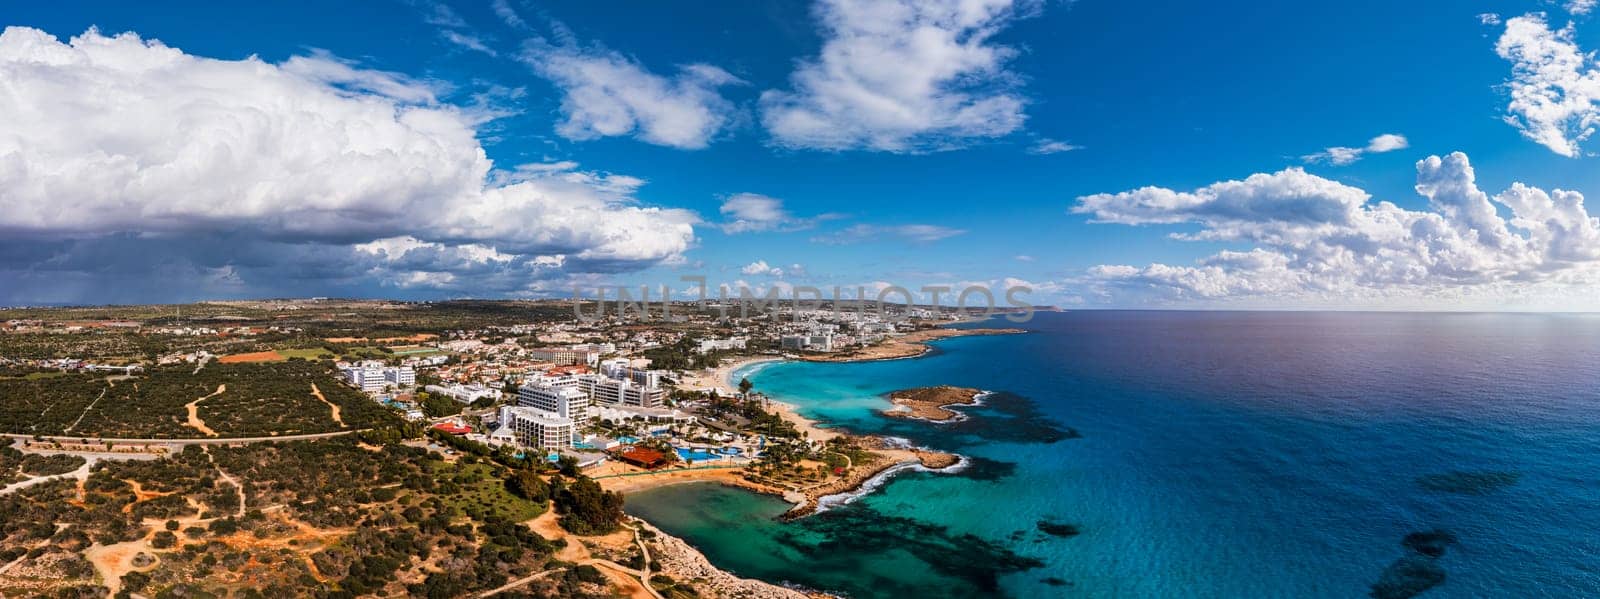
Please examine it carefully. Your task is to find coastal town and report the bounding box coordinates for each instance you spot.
[0,298,1029,598]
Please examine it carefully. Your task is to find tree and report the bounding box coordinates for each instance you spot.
[553,476,625,535]
[557,455,580,477]
[151,530,178,549]
[738,377,753,396]
[419,393,461,418]
[505,470,549,504]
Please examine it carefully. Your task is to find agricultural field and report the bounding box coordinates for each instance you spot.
[276,347,337,361]
[216,350,284,364]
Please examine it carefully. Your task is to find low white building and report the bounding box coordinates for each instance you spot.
[594,404,696,425]
[425,383,501,404]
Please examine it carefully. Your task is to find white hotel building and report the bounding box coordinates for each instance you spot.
[341,361,413,393]
[577,375,666,409]
[385,365,415,386]
[499,360,671,450]
[517,374,591,421]
[494,406,575,449]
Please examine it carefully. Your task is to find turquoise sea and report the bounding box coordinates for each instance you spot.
[625,312,1600,598]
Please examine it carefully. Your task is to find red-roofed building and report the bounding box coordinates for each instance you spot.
[432,422,472,435]
[614,446,668,469]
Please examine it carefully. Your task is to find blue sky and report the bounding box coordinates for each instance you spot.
[5,0,1600,309]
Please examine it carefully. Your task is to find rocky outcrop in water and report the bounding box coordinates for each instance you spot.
[881,386,984,421]
[1369,529,1457,599]
[1414,471,1520,495]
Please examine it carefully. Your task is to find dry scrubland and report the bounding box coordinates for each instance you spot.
[0,362,395,439]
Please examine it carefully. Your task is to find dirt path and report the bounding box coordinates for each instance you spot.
[521,511,662,599]
[120,479,176,514]
[184,384,226,437]
[529,510,587,563]
[0,554,24,576]
[476,567,565,597]
[632,526,653,583]
[592,560,661,599]
[202,446,246,517]
[61,386,109,434]
[309,384,344,427]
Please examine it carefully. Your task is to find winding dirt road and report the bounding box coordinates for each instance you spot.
[184,384,226,437]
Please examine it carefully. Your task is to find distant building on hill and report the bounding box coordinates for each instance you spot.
[339,361,414,393]
[695,337,747,354]
[780,334,834,352]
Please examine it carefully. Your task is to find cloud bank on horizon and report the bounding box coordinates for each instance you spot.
[1075,152,1600,307]
[5,2,1600,309]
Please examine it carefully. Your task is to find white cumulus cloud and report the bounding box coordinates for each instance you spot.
[521,39,743,149]
[718,193,841,234]
[759,0,1039,152]
[1495,14,1600,157]
[0,26,697,300]
[740,260,785,277]
[1301,133,1409,165]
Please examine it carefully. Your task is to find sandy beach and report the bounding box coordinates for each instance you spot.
[679,355,840,442]
[676,355,782,395]
[615,347,962,595]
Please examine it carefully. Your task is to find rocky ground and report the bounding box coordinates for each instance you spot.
[880,385,984,421]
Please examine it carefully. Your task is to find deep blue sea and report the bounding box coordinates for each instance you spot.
[626,312,1600,598]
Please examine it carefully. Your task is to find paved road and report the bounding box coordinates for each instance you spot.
[0,455,98,496]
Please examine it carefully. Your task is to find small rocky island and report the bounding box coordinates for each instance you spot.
[881,385,985,421]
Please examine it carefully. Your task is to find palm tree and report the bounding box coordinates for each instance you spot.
[738,377,753,397]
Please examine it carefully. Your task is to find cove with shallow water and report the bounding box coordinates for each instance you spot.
[626,311,1600,598]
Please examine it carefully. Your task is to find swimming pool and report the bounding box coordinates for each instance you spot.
[676,448,723,462]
